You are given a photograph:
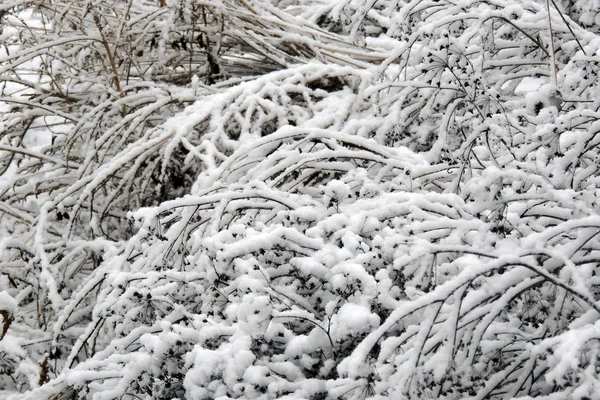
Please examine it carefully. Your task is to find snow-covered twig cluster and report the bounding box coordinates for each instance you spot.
[1,0,600,399]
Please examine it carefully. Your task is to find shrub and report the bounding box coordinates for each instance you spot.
[1,0,600,399]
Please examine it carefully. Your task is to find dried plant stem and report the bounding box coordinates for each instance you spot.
[546,0,558,85]
[549,0,587,55]
[95,16,127,117]
[0,310,12,341]
[38,354,49,386]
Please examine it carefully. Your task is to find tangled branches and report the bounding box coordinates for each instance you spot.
[1,0,600,399]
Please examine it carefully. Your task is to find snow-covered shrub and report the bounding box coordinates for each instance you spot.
[560,0,600,31]
[0,0,372,394]
[1,0,600,399]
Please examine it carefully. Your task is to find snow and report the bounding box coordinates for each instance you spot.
[2,0,600,399]
[331,303,380,340]
[0,291,17,316]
